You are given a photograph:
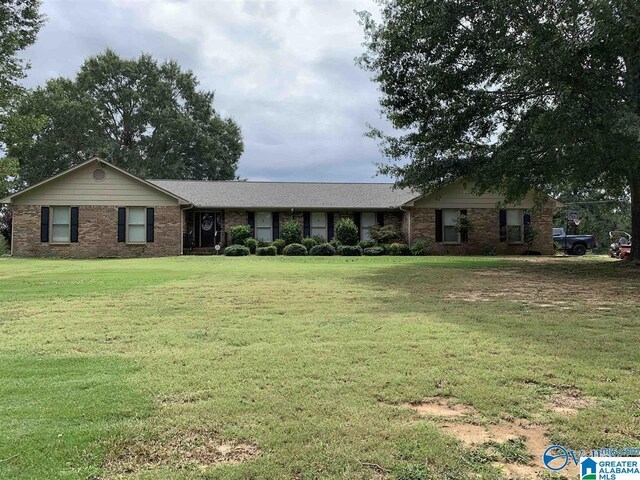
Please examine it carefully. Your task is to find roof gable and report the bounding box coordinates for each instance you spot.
[1,158,190,206]
[406,180,563,209]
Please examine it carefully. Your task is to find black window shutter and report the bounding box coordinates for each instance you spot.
[377,211,384,226]
[272,212,280,240]
[523,211,531,241]
[435,209,443,242]
[40,207,49,243]
[459,209,468,243]
[146,208,155,243]
[353,212,361,239]
[117,207,126,242]
[303,211,311,238]
[247,211,255,236]
[70,207,79,243]
[327,212,335,240]
[499,209,507,242]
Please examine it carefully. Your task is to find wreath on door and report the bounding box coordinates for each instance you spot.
[201,214,214,232]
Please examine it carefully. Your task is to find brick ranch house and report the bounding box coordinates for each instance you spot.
[1,157,562,258]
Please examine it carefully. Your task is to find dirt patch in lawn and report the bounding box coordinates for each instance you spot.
[439,423,497,445]
[452,419,550,479]
[402,397,475,417]
[491,461,542,479]
[103,430,260,476]
[398,398,558,479]
[445,266,637,310]
[547,387,595,415]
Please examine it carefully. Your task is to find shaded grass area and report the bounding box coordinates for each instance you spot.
[0,355,150,479]
[0,256,639,479]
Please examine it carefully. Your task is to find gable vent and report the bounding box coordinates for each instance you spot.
[92,169,106,181]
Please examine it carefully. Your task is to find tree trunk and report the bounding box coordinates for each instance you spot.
[630,178,640,263]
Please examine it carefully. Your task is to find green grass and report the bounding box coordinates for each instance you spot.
[0,255,639,479]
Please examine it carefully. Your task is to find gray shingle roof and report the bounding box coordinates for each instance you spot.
[148,180,419,209]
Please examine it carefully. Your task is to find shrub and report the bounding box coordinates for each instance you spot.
[0,208,11,247]
[281,220,302,245]
[553,241,564,255]
[224,244,250,256]
[230,225,252,245]
[244,238,258,254]
[524,224,539,253]
[411,240,430,256]
[387,243,411,256]
[337,245,362,256]
[363,246,384,256]
[256,245,277,256]
[481,244,497,256]
[0,237,8,256]
[309,243,336,256]
[359,240,376,250]
[335,218,359,246]
[368,224,402,244]
[271,239,286,254]
[312,235,327,244]
[329,239,342,249]
[283,243,307,256]
[302,237,317,251]
[257,241,271,248]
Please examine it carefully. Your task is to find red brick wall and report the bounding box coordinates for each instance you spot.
[222,209,248,246]
[222,210,402,243]
[408,207,554,255]
[12,205,181,258]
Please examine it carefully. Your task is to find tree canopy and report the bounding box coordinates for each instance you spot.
[0,0,44,199]
[0,0,43,111]
[359,0,640,261]
[4,50,244,185]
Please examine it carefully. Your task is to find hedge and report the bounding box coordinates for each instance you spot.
[335,219,359,246]
[337,245,362,256]
[411,240,430,256]
[224,245,250,256]
[283,243,307,256]
[302,237,317,251]
[244,238,258,254]
[230,225,252,245]
[386,243,411,256]
[256,245,277,256]
[309,243,336,256]
[272,239,286,254]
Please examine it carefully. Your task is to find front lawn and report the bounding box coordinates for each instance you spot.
[1,256,639,479]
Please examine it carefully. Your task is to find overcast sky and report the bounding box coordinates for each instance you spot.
[20,0,393,182]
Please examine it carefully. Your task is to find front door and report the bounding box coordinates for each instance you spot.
[197,212,221,247]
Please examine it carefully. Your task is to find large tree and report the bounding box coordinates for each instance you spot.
[0,0,43,111]
[359,0,640,262]
[0,0,44,198]
[4,49,243,184]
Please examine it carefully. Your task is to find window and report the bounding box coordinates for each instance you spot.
[127,207,146,243]
[51,206,70,243]
[311,212,326,240]
[507,209,523,243]
[360,212,376,241]
[255,212,272,242]
[443,209,459,243]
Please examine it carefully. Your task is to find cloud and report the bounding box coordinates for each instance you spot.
[21,0,391,182]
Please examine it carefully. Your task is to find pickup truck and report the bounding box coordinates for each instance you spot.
[552,228,597,255]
